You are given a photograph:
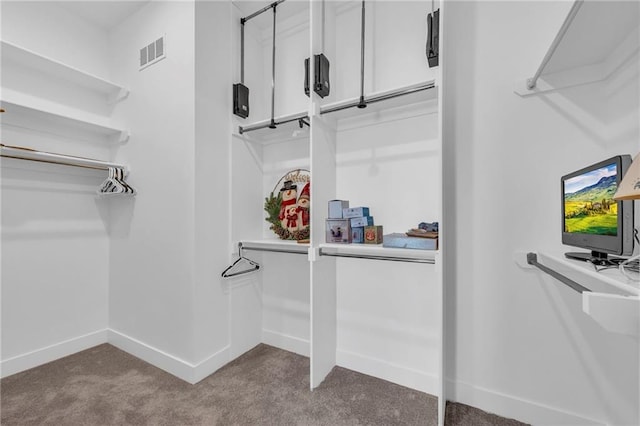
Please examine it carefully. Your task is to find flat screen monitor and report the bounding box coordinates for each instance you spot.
[561,155,634,262]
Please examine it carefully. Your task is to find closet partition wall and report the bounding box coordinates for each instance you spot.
[228,1,444,423]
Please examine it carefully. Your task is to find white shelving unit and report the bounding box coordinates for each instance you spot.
[1,40,130,142]
[1,89,129,142]
[515,0,639,96]
[1,40,129,102]
[1,39,131,192]
[227,0,443,424]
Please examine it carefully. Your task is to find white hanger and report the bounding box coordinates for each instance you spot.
[97,167,135,196]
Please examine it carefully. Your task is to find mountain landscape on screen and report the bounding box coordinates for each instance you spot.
[564,175,618,235]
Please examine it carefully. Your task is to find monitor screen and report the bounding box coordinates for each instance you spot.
[563,162,618,236]
[561,155,634,260]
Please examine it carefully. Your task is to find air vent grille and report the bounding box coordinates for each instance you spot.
[140,35,166,70]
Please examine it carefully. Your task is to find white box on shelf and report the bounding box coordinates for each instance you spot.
[328,200,349,219]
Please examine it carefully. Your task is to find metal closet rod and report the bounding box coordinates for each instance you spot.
[320,249,435,264]
[241,242,308,256]
[526,0,583,90]
[238,113,310,135]
[526,252,591,293]
[241,0,286,24]
[320,81,436,115]
[0,143,126,172]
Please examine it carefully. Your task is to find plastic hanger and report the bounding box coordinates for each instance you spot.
[97,167,126,195]
[114,167,136,195]
[97,167,136,196]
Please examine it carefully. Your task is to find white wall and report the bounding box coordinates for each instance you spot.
[1,1,112,376]
[0,1,111,78]
[107,1,197,364]
[193,0,234,371]
[2,0,238,382]
[443,2,639,425]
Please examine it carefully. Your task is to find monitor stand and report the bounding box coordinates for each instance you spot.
[565,251,622,265]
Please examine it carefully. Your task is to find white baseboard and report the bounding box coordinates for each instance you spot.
[191,344,232,384]
[0,329,109,379]
[336,349,438,395]
[447,379,604,426]
[262,329,310,357]
[107,329,230,384]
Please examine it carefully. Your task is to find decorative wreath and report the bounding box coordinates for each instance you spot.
[264,169,310,240]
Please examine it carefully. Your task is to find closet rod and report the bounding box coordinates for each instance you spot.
[526,0,583,90]
[320,81,436,115]
[241,244,308,256]
[526,252,591,293]
[241,0,285,23]
[238,113,309,135]
[319,250,435,264]
[0,143,127,172]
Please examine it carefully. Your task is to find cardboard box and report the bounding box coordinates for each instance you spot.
[328,200,349,219]
[350,216,374,227]
[364,225,383,244]
[351,227,364,243]
[343,207,370,218]
[326,219,351,243]
[383,233,438,250]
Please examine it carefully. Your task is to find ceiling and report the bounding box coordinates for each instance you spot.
[58,1,307,32]
[59,1,150,30]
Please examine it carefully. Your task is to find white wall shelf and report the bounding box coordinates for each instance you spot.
[319,243,437,264]
[515,1,639,96]
[1,89,129,142]
[1,40,129,103]
[518,251,639,336]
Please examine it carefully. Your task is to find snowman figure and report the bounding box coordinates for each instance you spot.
[285,205,299,232]
[296,182,310,229]
[278,180,298,229]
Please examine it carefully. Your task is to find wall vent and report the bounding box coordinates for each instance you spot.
[140,36,166,70]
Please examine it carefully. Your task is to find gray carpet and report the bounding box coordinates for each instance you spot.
[1,344,527,425]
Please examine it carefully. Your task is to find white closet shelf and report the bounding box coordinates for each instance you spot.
[319,243,437,264]
[515,1,639,96]
[234,111,309,144]
[320,80,438,123]
[240,239,310,255]
[1,90,129,142]
[1,40,129,102]
[517,251,639,336]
